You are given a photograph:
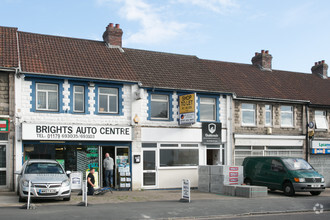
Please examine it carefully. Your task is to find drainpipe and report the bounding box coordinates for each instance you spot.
[305,105,309,162]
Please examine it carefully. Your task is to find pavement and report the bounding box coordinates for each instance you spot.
[0,189,330,219]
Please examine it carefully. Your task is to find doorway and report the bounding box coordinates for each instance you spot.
[207,149,220,165]
[142,149,157,188]
[101,146,115,188]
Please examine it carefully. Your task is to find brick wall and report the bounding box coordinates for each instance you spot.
[234,100,304,135]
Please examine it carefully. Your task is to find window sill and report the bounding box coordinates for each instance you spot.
[35,110,60,113]
[158,166,198,170]
[149,118,172,122]
[241,124,257,127]
[315,129,328,132]
[280,126,295,128]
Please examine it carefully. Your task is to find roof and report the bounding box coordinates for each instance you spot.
[17,31,138,82]
[0,25,329,106]
[123,48,223,92]
[0,26,19,68]
[202,59,330,106]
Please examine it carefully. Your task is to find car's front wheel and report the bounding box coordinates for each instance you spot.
[63,196,71,201]
[18,195,26,203]
[310,191,321,196]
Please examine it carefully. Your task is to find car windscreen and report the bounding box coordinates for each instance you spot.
[282,158,313,170]
[25,163,64,174]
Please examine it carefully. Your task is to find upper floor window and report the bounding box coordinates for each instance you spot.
[265,105,272,126]
[315,110,328,130]
[242,103,256,126]
[36,83,58,111]
[281,106,293,127]
[200,97,216,121]
[73,85,84,112]
[150,94,169,120]
[98,87,118,113]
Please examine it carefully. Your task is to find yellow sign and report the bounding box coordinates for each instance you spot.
[179,94,195,114]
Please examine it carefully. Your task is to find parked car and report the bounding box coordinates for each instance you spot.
[16,159,71,202]
[242,157,325,196]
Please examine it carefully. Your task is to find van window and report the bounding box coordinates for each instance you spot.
[282,158,313,170]
[271,160,284,172]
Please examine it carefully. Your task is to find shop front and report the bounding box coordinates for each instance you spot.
[139,124,226,189]
[20,123,132,190]
[234,134,305,166]
[310,140,330,187]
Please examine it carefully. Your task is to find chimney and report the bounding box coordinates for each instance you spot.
[311,60,328,79]
[251,50,273,71]
[102,23,123,47]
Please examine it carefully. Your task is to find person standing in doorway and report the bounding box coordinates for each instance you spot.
[87,168,95,195]
[104,153,114,187]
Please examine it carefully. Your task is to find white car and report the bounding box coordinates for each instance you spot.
[16,159,71,202]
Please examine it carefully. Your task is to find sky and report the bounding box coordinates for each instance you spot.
[1,0,329,75]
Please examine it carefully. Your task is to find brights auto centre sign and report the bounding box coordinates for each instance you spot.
[22,123,132,141]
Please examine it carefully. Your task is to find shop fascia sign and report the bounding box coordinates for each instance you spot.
[311,140,330,154]
[22,123,132,141]
[179,93,196,125]
[0,118,10,133]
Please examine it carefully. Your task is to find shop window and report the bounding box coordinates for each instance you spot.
[281,106,293,127]
[36,83,58,111]
[150,94,169,120]
[199,97,216,121]
[73,85,84,112]
[0,133,8,140]
[0,145,6,185]
[315,110,328,130]
[265,105,272,126]
[160,149,198,167]
[242,103,256,126]
[98,87,118,114]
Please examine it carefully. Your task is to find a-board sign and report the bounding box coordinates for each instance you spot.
[181,179,190,202]
[70,172,82,190]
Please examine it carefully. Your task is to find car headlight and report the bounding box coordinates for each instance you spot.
[22,180,30,187]
[62,179,70,187]
[294,178,305,183]
[321,178,325,183]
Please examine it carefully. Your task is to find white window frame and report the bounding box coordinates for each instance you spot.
[73,85,84,113]
[315,110,328,130]
[200,97,217,122]
[0,143,7,187]
[280,105,294,127]
[36,83,59,111]
[241,103,256,126]
[150,94,169,120]
[98,87,119,114]
[265,105,272,127]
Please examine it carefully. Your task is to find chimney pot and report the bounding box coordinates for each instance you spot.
[103,22,123,47]
[311,60,328,79]
[255,52,258,56]
[251,49,272,70]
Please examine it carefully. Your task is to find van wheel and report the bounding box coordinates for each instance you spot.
[244,178,252,185]
[310,191,321,196]
[283,182,295,196]
[63,196,71,201]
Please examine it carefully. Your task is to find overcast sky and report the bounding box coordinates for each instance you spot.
[1,0,329,74]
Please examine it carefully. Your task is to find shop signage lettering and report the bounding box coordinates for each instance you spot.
[0,118,10,133]
[22,123,132,141]
[311,141,330,149]
[179,94,196,125]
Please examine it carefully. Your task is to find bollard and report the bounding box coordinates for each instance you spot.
[27,181,31,209]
